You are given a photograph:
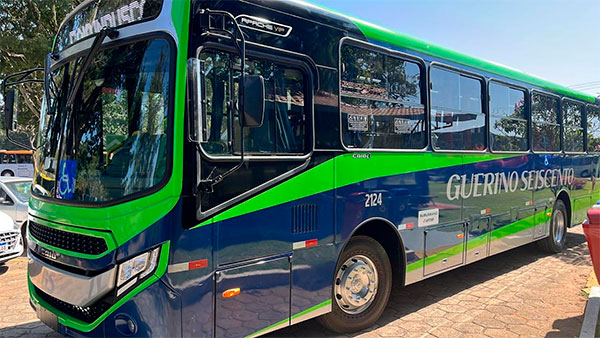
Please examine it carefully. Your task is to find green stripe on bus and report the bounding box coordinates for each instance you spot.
[245,318,289,338]
[291,299,332,320]
[246,299,332,338]
[194,153,517,228]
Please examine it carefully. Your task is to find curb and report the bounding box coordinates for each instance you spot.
[581,286,600,338]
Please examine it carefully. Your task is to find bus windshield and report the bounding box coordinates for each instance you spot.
[33,38,172,203]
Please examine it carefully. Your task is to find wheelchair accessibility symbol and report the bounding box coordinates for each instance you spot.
[544,155,550,166]
[57,159,76,199]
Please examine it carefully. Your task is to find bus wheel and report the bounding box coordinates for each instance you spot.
[1,170,14,176]
[318,236,392,333]
[537,200,568,253]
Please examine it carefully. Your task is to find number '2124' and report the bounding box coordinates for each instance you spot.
[365,192,382,207]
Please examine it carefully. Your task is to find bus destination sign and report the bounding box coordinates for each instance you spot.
[54,0,163,52]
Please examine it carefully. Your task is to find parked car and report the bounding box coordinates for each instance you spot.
[0,211,23,264]
[0,177,32,250]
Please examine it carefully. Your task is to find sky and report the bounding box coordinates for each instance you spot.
[314,0,600,97]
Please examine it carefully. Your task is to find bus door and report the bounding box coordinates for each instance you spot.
[194,46,327,336]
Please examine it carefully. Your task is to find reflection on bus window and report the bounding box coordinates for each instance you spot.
[340,43,426,150]
[430,67,484,151]
[489,83,527,152]
[532,93,560,152]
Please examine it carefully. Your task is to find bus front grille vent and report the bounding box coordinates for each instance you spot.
[29,221,108,255]
[292,204,318,234]
[34,286,110,324]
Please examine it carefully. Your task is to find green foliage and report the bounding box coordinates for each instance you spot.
[0,0,82,148]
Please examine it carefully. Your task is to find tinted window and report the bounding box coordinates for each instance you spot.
[563,101,584,152]
[430,67,484,150]
[16,154,32,164]
[588,105,600,153]
[200,50,307,156]
[489,83,527,151]
[340,44,425,150]
[531,93,560,152]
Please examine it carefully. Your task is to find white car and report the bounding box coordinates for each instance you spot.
[0,211,23,264]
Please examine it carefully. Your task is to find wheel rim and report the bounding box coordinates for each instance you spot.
[552,209,566,245]
[334,254,378,315]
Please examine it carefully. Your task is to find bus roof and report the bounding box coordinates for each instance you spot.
[294,0,598,104]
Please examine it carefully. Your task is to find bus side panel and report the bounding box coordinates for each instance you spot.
[168,223,215,337]
[490,155,536,255]
[290,244,336,324]
[565,154,594,225]
[334,153,464,285]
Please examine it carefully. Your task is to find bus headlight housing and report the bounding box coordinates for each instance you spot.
[116,247,160,296]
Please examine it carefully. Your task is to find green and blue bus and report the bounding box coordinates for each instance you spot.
[2,0,600,336]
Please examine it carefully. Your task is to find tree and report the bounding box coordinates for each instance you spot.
[0,0,82,148]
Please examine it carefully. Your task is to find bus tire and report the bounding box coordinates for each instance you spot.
[318,235,392,333]
[537,200,568,253]
[1,170,14,176]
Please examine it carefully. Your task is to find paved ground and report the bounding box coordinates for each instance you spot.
[0,226,592,337]
[271,226,593,338]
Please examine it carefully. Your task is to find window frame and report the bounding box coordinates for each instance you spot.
[338,37,429,153]
[428,62,487,153]
[561,97,586,154]
[194,42,315,162]
[487,79,530,154]
[587,104,600,154]
[530,89,562,154]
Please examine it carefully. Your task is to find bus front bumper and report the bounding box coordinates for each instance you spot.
[28,254,117,307]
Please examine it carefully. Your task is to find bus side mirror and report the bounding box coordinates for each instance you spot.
[4,89,16,131]
[241,75,265,128]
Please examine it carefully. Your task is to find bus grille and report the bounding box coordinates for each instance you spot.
[29,221,108,255]
[34,286,110,324]
[292,204,318,234]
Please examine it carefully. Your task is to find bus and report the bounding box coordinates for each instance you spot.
[0,150,34,177]
[2,0,599,336]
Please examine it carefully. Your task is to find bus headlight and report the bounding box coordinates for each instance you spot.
[116,247,160,296]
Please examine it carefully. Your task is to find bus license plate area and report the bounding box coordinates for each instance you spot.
[36,305,58,331]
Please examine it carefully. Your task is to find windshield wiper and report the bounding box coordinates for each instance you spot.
[66,27,119,108]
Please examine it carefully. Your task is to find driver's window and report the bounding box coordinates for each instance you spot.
[199,50,308,156]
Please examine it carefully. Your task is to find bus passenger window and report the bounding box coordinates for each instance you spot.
[563,101,584,153]
[430,67,485,151]
[588,105,600,153]
[489,82,527,152]
[340,44,426,150]
[531,93,560,152]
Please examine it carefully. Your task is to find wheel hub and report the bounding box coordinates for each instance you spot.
[553,209,565,245]
[335,255,378,314]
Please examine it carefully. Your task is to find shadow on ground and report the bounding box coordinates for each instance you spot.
[0,321,59,338]
[269,230,590,337]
